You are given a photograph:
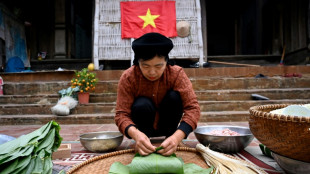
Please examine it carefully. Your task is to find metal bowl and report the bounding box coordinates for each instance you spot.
[194,125,254,153]
[80,131,123,152]
[272,151,310,174]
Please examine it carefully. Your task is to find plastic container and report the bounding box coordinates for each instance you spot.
[0,76,3,95]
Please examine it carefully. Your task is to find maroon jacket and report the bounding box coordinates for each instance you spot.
[115,65,200,135]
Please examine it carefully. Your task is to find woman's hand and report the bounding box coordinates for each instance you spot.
[128,126,156,156]
[157,130,186,156]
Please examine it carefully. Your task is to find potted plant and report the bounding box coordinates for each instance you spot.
[71,68,98,104]
[58,86,80,100]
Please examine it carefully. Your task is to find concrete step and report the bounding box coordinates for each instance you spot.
[199,99,310,111]
[195,88,310,100]
[0,113,115,125]
[0,94,60,104]
[191,77,310,90]
[2,65,310,82]
[3,81,118,95]
[1,65,309,125]
[3,77,310,95]
[0,93,117,104]
[2,88,310,104]
[1,99,309,115]
[0,103,115,115]
[0,111,249,125]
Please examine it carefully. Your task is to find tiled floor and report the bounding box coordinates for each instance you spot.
[1,122,284,174]
[0,122,254,151]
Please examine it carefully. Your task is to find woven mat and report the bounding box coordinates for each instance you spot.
[52,145,284,174]
[66,147,207,174]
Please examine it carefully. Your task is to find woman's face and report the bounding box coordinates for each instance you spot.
[139,55,167,81]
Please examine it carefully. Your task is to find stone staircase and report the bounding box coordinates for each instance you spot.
[1,65,310,125]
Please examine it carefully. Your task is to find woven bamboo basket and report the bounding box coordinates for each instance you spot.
[66,147,268,174]
[249,104,310,163]
[66,147,208,174]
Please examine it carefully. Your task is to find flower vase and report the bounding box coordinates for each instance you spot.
[78,92,89,104]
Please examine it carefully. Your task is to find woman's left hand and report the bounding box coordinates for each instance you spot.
[157,130,186,156]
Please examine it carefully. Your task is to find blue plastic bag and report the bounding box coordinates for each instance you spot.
[0,134,16,145]
[5,56,25,73]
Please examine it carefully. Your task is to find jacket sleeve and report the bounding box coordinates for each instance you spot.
[114,72,136,136]
[173,69,200,132]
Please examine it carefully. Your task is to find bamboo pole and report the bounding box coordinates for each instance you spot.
[280,45,286,65]
[92,0,100,70]
[208,60,260,67]
[131,38,134,66]
[196,0,204,67]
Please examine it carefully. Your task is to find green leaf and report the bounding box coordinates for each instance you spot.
[35,129,55,154]
[65,88,71,94]
[0,147,21,164]
[128,153,184,174]
[42,156,52,174]
[108,153,213,174]
[0,121,62,174]
[51,121,62,152]
[259,144,272,158]
[72,86,80,92]
[0,156,32,174]
[0,122,52,156]
[32,150,46,174]
[0,145,34,164]
[108,162,129,174]
[21,157,35,174]
[0,158,19,174]
[58,89,66,97]
[11,155,32,174]
[155,146,164,152]
[183,163,214,174]
[57,170,66,174]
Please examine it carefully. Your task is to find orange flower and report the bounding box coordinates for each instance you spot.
[71,68,98,93]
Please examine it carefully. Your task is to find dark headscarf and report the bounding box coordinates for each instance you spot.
[132,32,174,65]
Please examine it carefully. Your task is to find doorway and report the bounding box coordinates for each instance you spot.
[205,0,263,56]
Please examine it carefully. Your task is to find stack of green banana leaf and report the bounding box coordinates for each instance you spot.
[0,121,62,174]
[109,153,214,174]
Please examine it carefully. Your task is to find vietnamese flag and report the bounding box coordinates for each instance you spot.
[120,1,177,39]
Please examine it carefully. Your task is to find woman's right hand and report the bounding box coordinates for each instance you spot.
[128,126,156,156]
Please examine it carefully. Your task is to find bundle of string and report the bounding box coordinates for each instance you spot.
[196,144,266,174]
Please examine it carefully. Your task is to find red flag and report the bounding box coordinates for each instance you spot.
[120,1,177,39]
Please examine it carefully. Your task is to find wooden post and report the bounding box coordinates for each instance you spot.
[92,0,100,70]
[208,60,260,67]
[196,0,204,67]
[200,0,208,63]
[54,0,67,59]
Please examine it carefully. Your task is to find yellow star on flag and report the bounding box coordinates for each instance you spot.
[139,8,160,29]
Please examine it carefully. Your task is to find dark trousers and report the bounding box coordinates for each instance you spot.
[131,90,183,137]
